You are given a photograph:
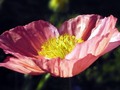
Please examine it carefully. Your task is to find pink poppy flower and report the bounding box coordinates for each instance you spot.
[0,14,120,77]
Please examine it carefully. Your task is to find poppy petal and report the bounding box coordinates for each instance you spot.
[88,15,117,40]
[34,30,119,77]
[35,54,98,77]
[101,30,120,55]
[0,14,120,78]
[0,20,59,58]
[65,33,112,60]
[0,57,45,75]
[59,14,101,40]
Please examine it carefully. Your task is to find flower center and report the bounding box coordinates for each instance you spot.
[38,34,84,59]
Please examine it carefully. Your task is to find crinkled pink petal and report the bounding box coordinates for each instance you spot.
[0,20,59,58]
[0,57,45,75]
[101,29,120,55]
[65,32,113,60]
[24,20,59,48]
[35,54,98,77]
[34,15,120,77]
[88,15,117,40]
[65,15,120,60]
[0,14,120,78]
[34,32,112,77]
[59,14,101,40]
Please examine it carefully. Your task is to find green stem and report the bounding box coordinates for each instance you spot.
[36,73,51,90]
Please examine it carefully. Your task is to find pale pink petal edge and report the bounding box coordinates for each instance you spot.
[0,57,46,75]
[59,14,101,40]
[35,54,98,78]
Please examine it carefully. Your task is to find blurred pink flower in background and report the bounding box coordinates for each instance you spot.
[0,14,120,78]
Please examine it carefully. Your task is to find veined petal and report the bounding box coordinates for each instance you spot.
[65,33,112,60]
[88,15,117,40]
[0,20,59,58]
[0,14,120,78]
[35,54,98,77]
[24,20,59,47]
[59,14,101,40]
[35,28,120,77]
[0,57,45,75]
[101,29,120,55]
[65,15,119,60]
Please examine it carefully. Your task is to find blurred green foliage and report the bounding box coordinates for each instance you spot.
[49,0,69,12]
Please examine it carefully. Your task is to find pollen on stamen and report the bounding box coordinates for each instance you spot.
[38,34,84,59]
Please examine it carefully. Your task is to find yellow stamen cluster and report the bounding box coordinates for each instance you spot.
[38,34,83,59]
